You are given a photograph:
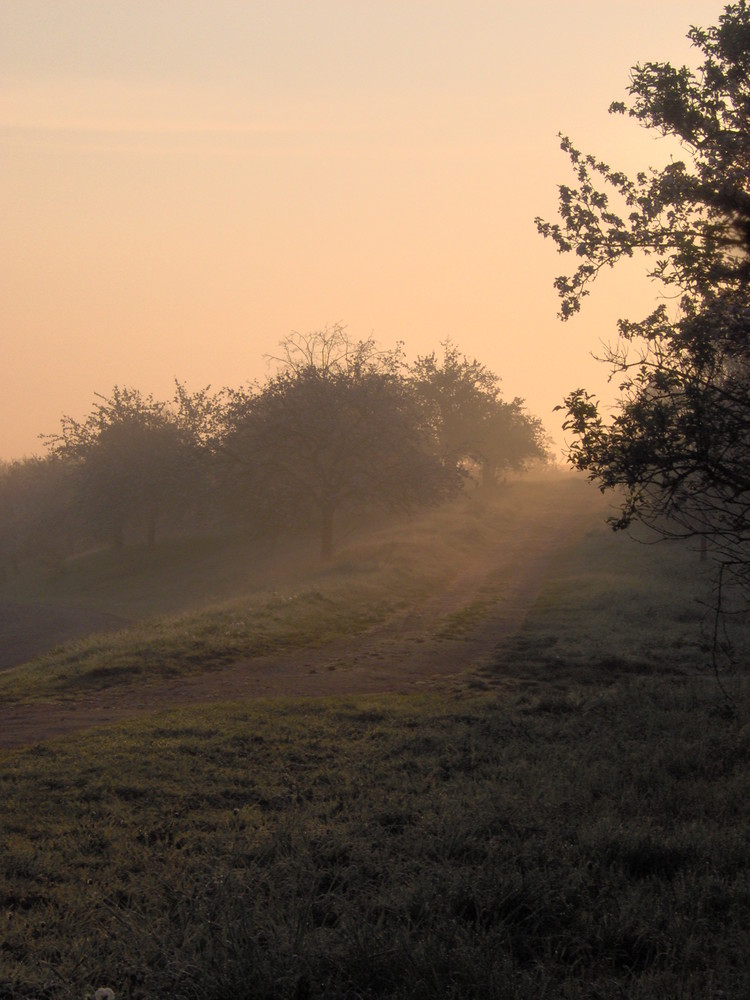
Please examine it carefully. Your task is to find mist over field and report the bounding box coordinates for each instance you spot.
[2,462,749,999]
[2,355,748,997]
[3,2,750,998]
[0,466,583,669]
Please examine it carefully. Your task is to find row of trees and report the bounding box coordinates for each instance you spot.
[0,333,549,572]
[537,1,750,596]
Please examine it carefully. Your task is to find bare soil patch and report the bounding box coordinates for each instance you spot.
[0,487,597,749]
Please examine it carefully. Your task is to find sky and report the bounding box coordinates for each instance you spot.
[1,0,727,461]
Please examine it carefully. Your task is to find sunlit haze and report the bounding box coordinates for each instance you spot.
[1,1,725,460]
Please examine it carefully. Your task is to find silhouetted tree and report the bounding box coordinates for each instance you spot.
[537,2,750,591]
[220,329,456,559]
[411,342,549,487]
[46,387,201,549]
[0,456,73,576]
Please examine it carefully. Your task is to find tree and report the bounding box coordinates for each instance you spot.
[536,2,750,589]
[411,342,549,487]
[219,328,456,559]
[46,386,202,549]
[479,397,550,486]
[0,456,74,577]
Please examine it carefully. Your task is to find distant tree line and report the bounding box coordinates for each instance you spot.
[0,329,549,575]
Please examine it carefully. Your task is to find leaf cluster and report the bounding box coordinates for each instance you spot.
[540,2,750,592]
[536,2,750,319]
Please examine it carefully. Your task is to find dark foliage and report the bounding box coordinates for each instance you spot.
[537,2,750,589]
[0,457,73,577]
[218,328,458,559]
[3,328,548,563]
[410,342,549,487]
[44,386,209,549]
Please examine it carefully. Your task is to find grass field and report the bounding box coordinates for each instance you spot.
[0,582,401,703]
[0,473,589,703]
[490,520,728,680]
[0,488,504,620]
[1,475,749,999]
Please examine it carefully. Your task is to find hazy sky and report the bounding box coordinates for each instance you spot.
[1,1,726,460]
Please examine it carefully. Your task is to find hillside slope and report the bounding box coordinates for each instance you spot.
[0,472,613,746]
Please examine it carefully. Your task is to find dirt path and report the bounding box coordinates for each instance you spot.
[0,489,597,749]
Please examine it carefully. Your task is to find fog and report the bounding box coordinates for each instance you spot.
[0,465,606,675]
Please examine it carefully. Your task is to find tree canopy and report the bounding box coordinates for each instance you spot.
[45,386,204,548]
[2,328,549,565]
[537,1,750,590]
[219,329,458,559]
[0,456,72,577]
[411,342,549,486]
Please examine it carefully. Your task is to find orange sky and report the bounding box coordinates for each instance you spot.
[1,1,726,461]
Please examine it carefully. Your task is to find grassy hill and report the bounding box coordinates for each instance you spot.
[1,472,748,999]
[0,470,605,621]
[0,472,603,702]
